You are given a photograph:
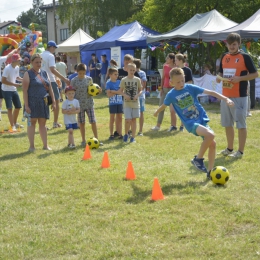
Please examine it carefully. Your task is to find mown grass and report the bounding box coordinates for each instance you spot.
[0,89,260,259]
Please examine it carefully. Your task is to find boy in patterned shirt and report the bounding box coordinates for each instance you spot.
[71,63,103,146]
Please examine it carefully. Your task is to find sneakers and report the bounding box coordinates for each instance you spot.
[114,131,119,138]
[43,147,52,150]
[228,150,243,158]
[167,126,177,132]
[118,135,123,139]
[130,137,136,143]
[247,113,252,117]
[28,147,36,152]
[15,123,24,128]
[151,126,160,131]
[220,148,233,156]
[123,134,129,142]
[53,123,62,128]
[128,130,132,136]
[191,156,207,173]
[109,135,114,140]
[68,144,76,149]
[99,142,104,146]
[81,141,86,147]
[207,170,211,180]
[179,126,184,132]
[12,126,17,132]
[137,132,143,136]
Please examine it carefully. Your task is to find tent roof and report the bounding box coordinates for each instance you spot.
[80,21,160,51]
[202,9,260,41]
[57,28,94,53]
[146,9,238,43]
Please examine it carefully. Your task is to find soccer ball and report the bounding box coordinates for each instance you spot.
[88,83,101,96]
[210,166,230,185]
[87,137,100,149]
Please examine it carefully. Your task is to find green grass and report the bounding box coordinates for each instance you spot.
[0,90,260,259]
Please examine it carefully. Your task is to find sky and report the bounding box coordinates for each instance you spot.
[0,0,53,23]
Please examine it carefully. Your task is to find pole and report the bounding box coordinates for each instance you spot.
[53,0,57,43]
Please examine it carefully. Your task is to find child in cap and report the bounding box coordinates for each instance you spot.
[62,86,80,148]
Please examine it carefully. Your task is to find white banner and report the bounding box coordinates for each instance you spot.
[110,47,121,68]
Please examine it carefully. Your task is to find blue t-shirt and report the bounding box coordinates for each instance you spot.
[101,60,108,75]
[164,84,209,133]
[106,80,123,106]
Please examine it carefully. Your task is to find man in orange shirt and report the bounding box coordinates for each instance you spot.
[217,33,258,158]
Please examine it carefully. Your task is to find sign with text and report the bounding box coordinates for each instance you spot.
[111,47,121,68]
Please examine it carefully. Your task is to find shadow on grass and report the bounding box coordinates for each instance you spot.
[0,132,27,138]
[126,180,208,204]
[0,150,31,161]
[142,129,180,139]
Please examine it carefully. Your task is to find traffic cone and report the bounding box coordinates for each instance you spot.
[151,178,164,201]
[101,151,110,168]
[125,161,136,180]
[82,145,91,160]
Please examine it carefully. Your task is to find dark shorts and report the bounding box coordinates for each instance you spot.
[65,123,78,130]
[51,82,60,100]
[109,104,123,114]
[2,91,22,109]
[0,82,3,99]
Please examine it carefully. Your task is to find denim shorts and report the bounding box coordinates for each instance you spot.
[109,104,123,114]
[65,123,78,130]
[2,91,22,109]
[139,98,145,112]
[51,82,60,100]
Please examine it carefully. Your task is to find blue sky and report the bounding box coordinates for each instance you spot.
[0,0,52,23]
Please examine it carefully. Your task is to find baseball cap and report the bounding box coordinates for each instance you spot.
[101,54,106,57]
[11,54,21,62]
[47,40,58,48]
[65,85,76,93]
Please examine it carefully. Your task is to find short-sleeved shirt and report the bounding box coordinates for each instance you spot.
[182,66,193,83]
[120,76,142,108]
[163,64,173,88]
[1,64,19,91]
[56,62,67,77]
[41,50,56,82]
[62,98,80,124]
[137,70,147,99]
[101,60,108,75]
[117,68,140,81]
[71,76,94,110]
[106,80,123,106]
[219,52,257,97]
[0,56,7,81]
[164,84,209,133]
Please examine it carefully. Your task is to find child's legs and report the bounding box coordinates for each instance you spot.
[169,103,177,127]
[86,107,98,138]
[139,112,144,132]
[116,114,123,135]
[91,122,98,139]
[125,119,132,135]
[131,108,140,138]
[109,114,115,135]
[27,118,37,148]
[3,91,15,126]
[68,129,74,144]
[131,118,137,137]
[78,110,86,142]
[38,118,48,147]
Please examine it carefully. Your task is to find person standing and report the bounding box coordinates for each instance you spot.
[41,41,70,128]
[216,33,258,158]
[89,53,100,85]
[100,54,108,91]
[1,53,23,131]
[55,56,68,102]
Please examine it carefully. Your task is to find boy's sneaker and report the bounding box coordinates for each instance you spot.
[167,126,177,132]
[137,132,143,136]
[109,135,114,140]
[130,137,136,143]
[123,134,129,142]
[179,126,184,132]
[81,141,86,147]
[99,142,104,146]
[15,123,24,128]
[114,131,119,138]
[228,150,243,158]
[128,130,132,136]
[12,126,17,132]
[68,144,76,149]
[191,156,207,173]
[53,123,62,128]
[118,135,123,139]
[151,126,160,131]
[207,170,211,180]
[220,148,233,156]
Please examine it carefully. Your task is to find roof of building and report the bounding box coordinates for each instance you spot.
[0,21,19,29]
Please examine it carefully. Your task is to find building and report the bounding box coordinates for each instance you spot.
[0,21,30,35]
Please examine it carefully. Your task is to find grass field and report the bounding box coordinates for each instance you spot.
[0,90,260,259]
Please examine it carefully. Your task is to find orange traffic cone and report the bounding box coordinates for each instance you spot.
[151,178,164,201]
[125,161,136,180]
[101,151,110,168]
[82,145,92,160]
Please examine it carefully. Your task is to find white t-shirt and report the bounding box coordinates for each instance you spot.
[62,98,80,125]
[0,56,7,82]
[56,62,67,77]
[41,50,56,82]
[1,64,19,91]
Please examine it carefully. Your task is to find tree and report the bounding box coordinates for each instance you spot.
[57,0,144,37]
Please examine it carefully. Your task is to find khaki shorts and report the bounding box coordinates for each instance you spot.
[124,107,140,119]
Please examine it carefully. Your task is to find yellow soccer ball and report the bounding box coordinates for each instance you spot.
[88,83,101,96]
[210,166,230,185]
[87,137,100,149]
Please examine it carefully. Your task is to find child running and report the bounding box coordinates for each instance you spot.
[62,86,80,148]
[106,67,123,140]
[154,68,234,178]
[70,63,103,146]
[120,63,142,143]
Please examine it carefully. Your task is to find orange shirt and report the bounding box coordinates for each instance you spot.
[220,52,257,97]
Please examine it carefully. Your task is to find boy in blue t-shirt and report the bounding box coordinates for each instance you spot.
[106,67,123,140]
[154,68,234,178]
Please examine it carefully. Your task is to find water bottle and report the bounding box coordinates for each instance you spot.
[27,114,31,127]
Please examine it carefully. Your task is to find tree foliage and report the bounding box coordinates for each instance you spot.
[57,0,145,37]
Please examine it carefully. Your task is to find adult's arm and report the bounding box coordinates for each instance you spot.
[49,66,70,85]
[22,71,30,113]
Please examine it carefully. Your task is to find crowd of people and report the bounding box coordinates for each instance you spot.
[0,33,257,178]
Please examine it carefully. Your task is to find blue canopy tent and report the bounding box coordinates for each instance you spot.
[80,21,160,67]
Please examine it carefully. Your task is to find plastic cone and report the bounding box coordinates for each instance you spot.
[101,151,110,168]
[82,145,92,160]
[125,161,136,180]
[151,178,164,201]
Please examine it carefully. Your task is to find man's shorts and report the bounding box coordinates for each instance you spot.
[51,82,60,100]
[124,107,140,119]
[2,91,22,109]
[61,80,66,90]
[220,97,247,129]
[65,123,78,130]
[78,108,96,124]
[191,123,213,138]
[109,104,123,114]
[0,82,3,99]
[139,98,145,112]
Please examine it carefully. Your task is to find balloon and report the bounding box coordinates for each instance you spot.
[96,63,102,70]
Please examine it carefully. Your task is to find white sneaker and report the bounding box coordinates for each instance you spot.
[246,113,252,117]
[12,126,17,132]
[15,123,24,128]
[228,150,243,158]
[219,148,233,156]
[151,126,160,131]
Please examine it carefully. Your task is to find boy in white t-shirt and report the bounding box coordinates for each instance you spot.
[62,86,80,148]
